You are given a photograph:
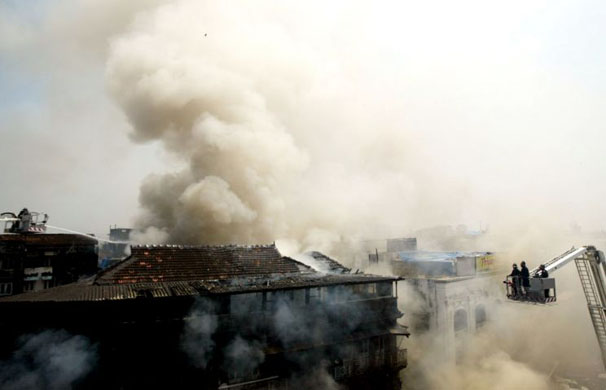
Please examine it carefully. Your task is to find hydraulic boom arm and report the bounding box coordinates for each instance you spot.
[529,246,590,276]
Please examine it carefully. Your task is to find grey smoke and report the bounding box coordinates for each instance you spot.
[223,336,265,380]
[0,330,97,390]
[180,287,374,387]
[181,298,219,368]
[104,0,418,248]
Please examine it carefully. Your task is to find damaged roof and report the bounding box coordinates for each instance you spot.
[97,244,306,284]
[307,251,351,274]
[0,244,398,303]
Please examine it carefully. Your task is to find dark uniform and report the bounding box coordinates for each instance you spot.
[520,262,530,295]
[534,265,550,298]
[509,264,521,297]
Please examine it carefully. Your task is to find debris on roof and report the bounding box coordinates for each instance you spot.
[307,251,351,274]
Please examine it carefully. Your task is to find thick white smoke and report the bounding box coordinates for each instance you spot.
[181,298,218,368]
[107,1,312,244]
[105,0,606,250]
[104,0,445,247]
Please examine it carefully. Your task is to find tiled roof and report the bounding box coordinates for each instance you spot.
[96,244,305,285]
[0,273,397,303]
[0,244,400,303]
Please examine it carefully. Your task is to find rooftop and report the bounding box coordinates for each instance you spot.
[97,244,304,285]
[0,233,97,245]
[395,251,493,263]
[0,244,398,303]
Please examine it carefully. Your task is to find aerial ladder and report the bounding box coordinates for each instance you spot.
[505,246,606,370]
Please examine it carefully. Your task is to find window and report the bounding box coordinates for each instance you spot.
[454,309,468,333]
[357,340,370,370]
[231,293,261,314]
[262,291,280,311]
[330,286,347,302]
[375,335,386,353]
[262,292,269,310]
[292,289,306,305]
[0,258,15,270]
[284,290,294,301]
[0,283,12,295]
[306,287,320,304]
[367,283,377,297]
[376,282,392,297]
[359,339,370,354]
[350,283,377,298]
[475,305,487,328]
[352,284,366,297]
[413,311,431,332]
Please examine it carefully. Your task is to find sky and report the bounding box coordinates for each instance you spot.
[0,0,605,245]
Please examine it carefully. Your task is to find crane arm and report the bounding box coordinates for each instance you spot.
[529,246,589,276]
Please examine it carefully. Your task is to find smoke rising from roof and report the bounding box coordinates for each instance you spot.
[3,0,606,244]
[180,289,375,388]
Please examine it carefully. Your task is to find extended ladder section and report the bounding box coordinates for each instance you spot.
[530,246,588,276]
[574,248,606,370]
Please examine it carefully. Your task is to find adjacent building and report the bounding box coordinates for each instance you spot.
[0,244,408,389]
[0,233,98,296]
[98,225,132,268]
[369,239,496,364]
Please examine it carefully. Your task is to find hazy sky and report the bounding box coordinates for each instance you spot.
[1,0,605,242]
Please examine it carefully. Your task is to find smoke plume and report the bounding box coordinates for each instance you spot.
[0,330,97,390]
[180,287,378,387]
[181,298,218,368]
[102,0,455,247]
[103,0,606,251]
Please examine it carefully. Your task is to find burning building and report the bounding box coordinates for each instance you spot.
[0,209,98,296]
[0,244,408,389]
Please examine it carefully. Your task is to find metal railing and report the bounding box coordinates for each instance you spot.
[504,276,556,303]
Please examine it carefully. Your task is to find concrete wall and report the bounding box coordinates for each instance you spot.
[409,275,491,364]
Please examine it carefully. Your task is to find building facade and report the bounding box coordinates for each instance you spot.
[0,244,408,389]
[392,251,495,363]
[0,233,98,296]
[98,226,132,269]
[365,240,496,365]
[406,275,491,363]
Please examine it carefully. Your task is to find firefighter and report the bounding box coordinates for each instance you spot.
[520,261,530,295]
[17,208,31,232]
[534,264,549,278]
[534,264,550,299]
[508,263,521,297]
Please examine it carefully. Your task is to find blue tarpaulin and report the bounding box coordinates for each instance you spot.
[395,252,481,277]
